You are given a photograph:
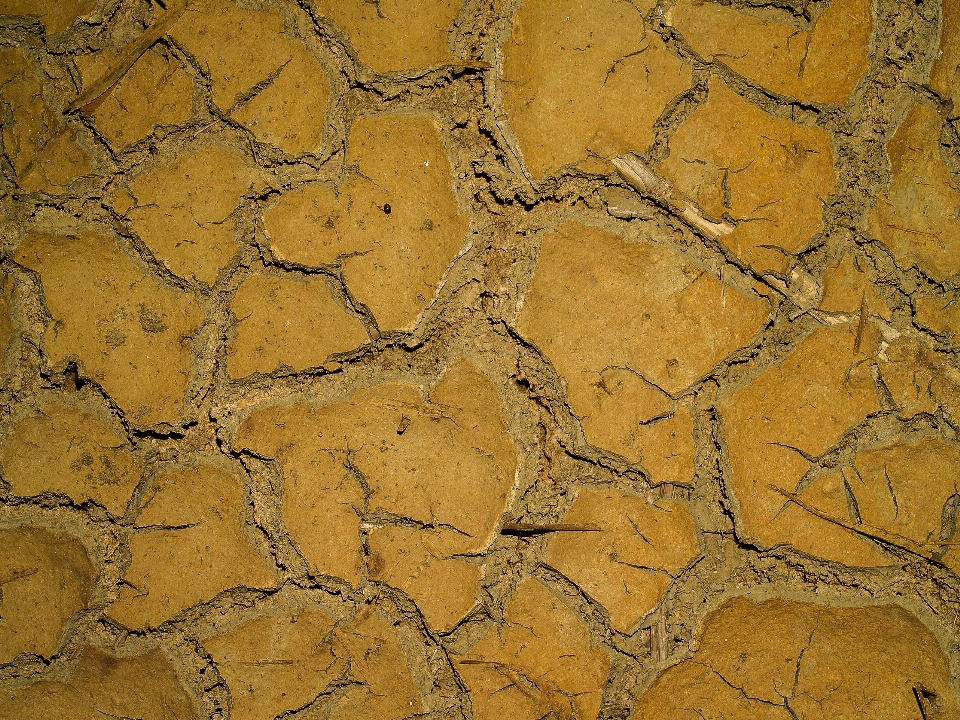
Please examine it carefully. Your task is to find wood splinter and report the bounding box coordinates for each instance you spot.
[500,522,600,535]
[612,153,736,241]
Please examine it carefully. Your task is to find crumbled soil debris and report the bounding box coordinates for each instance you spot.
[1,0,959,719]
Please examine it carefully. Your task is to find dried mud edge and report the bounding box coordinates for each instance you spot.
[0,0,959,719]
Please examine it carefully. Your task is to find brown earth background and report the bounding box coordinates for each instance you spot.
[1,0,960,718]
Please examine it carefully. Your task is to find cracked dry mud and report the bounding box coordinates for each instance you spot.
[1,0,960,718]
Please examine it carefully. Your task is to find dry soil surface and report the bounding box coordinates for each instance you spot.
[1,0,960,719]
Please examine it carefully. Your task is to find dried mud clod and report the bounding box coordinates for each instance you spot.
[1,0,960,719]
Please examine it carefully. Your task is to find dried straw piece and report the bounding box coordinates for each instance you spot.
[612,153,736,241]
[853,291,868,354]
[67,0,188,114]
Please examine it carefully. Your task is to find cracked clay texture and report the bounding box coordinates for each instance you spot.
[0,0,960,719]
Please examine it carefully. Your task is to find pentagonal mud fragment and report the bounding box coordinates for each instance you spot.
[932,0,960,112]
[232,42,329,155]
[632,596,960,719]
[0,527,94,664]
[575,367,695,482]
[107,463,277,630]
[457,578,610,720]
[546,488,699,633]
[667,0,871,106]
[172,0,295,107]
[14,230,203,426]
[227,273,368,378]
[1,397,142,515]
[315,0,460,73]
[203,608,345,720]
[517,221,769,445]
[172,0,328,153]
[208,607,424,720]
[367,525,481,632]
[79,48,193,150]
[263,114,468,331]
[235,359,517,606]
[659,80,836,275]
[502,0,690,180]
[327,609,424,720]
[720,327,888,565]
[123,144,263,285]
[0,0,97,34]
[0,646,199,720]
[868,104,960,281]
[743,433,960,573]
[878,334,960,420]
[237,403,365,583]
[375,357,518,542]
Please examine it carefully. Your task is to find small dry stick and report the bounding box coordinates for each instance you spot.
[769,485,938,561]
[853,291,868,354]
[500,522,600,534]
[611,153,736,241]
[67,0,188,113]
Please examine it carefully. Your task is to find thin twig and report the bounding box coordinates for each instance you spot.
[769,484,938,561]
[500,522,600,535]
